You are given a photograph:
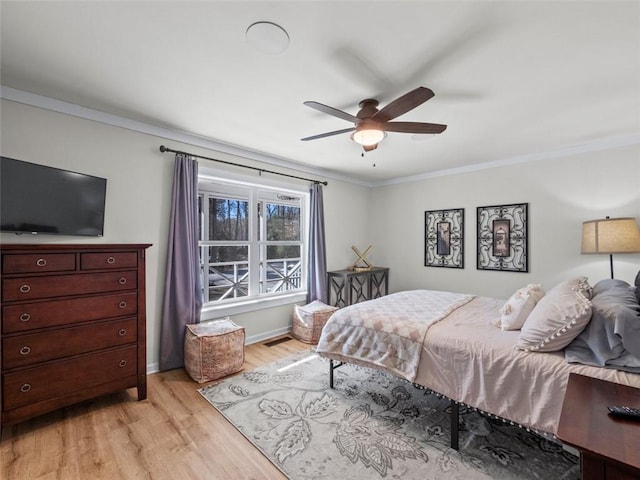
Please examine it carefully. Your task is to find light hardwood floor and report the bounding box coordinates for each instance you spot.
[1,336,310,480]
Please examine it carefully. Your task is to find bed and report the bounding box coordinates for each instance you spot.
[316,273,640,450]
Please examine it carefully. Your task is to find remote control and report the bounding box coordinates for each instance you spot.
[607,405,640,420]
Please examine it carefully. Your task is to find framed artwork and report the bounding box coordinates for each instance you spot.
[424,208,464,268]
[476,203,528,272]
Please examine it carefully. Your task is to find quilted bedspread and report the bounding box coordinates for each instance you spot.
[316,290,474,382]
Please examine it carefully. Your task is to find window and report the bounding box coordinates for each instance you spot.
[198,171,308,315]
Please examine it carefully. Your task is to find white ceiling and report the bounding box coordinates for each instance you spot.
[2,1,639,185]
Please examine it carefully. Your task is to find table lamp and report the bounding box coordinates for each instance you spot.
[581,216,640,279]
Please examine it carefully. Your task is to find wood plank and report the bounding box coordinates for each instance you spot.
[1,337,310,480]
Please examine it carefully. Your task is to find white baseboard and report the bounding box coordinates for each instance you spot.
[147,362,161,375]
[245,325,292,346]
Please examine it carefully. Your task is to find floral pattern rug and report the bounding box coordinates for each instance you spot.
[199,349,580,480]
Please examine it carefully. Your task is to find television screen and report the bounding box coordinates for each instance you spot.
[0,157,107,236]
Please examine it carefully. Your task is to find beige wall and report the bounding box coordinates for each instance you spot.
[370,145,640,299]
[0,99,371,371]
[2,99,639,371]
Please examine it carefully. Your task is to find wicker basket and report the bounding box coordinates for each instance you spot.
[292,300,338,344]
[184,318,245,383]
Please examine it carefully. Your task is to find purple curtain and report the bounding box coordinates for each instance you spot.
[307,183,327,303]
[159,153,203,371]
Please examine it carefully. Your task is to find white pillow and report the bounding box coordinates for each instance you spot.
[516,277,592,352]
[496,284,545,331]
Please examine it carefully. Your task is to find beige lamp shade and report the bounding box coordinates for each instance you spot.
[581,217,640,254]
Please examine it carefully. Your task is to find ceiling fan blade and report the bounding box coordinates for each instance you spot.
[301,127,356,141]
[303,101,359,123]
[383,122,447,134]
[373,87,435,122]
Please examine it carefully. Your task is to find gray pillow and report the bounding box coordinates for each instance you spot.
[565,279,640,372]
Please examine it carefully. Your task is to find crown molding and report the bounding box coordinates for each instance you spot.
[0,86,369,187]
[373,134,640,187]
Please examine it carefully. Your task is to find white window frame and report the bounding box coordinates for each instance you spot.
[198,166,309,320]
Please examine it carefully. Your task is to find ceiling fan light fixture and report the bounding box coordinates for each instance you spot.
[351,128,385,146]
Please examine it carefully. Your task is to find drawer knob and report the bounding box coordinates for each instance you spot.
[20,313,31,322]
[107,256,116,264]
[20,346,31,355]
[119,360,127,368]
[36,258,47,267]
[119,301,127,309]
[118,328,127,336]
[119,277,127,285]
[20,383,32,393]
[19,284,31,293]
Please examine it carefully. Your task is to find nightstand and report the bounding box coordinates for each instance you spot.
[326,267,389,307]
[557,373,640,480]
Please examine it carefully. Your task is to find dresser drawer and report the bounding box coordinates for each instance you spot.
[2,292,137,333]
[2,253,76,274]
[3,317,138,369]
[81,252,137,270]
[2,345,137,410]
[2,271,137,301]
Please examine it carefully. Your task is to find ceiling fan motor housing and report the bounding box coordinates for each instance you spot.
[357,99,380,118]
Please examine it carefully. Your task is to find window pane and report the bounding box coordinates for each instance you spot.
[266,203,300,241]
[262,245,301,293]
[209,245,248,263]
[209,197,248,241]
[266,245,300,260]
[203,246,249,302]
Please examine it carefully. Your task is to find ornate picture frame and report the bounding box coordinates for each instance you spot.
[424,208,464,268]
[476,203,528,272]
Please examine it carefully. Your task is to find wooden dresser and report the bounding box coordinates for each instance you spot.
[1,243,151,426]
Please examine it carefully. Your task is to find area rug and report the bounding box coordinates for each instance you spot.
[199,349,579,480]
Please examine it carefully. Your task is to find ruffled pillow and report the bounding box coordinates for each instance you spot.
[516,277,592,352]
[496,284,545,330]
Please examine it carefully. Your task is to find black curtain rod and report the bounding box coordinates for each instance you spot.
[159,145,328,185]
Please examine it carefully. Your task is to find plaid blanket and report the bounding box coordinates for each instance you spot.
[316,290,474,382]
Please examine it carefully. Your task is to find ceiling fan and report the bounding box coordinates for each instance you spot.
[301,86,447,152]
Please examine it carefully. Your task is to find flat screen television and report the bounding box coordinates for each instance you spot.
[1,156,107,236]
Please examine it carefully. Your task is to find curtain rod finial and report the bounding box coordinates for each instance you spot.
[159,145,168,153]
